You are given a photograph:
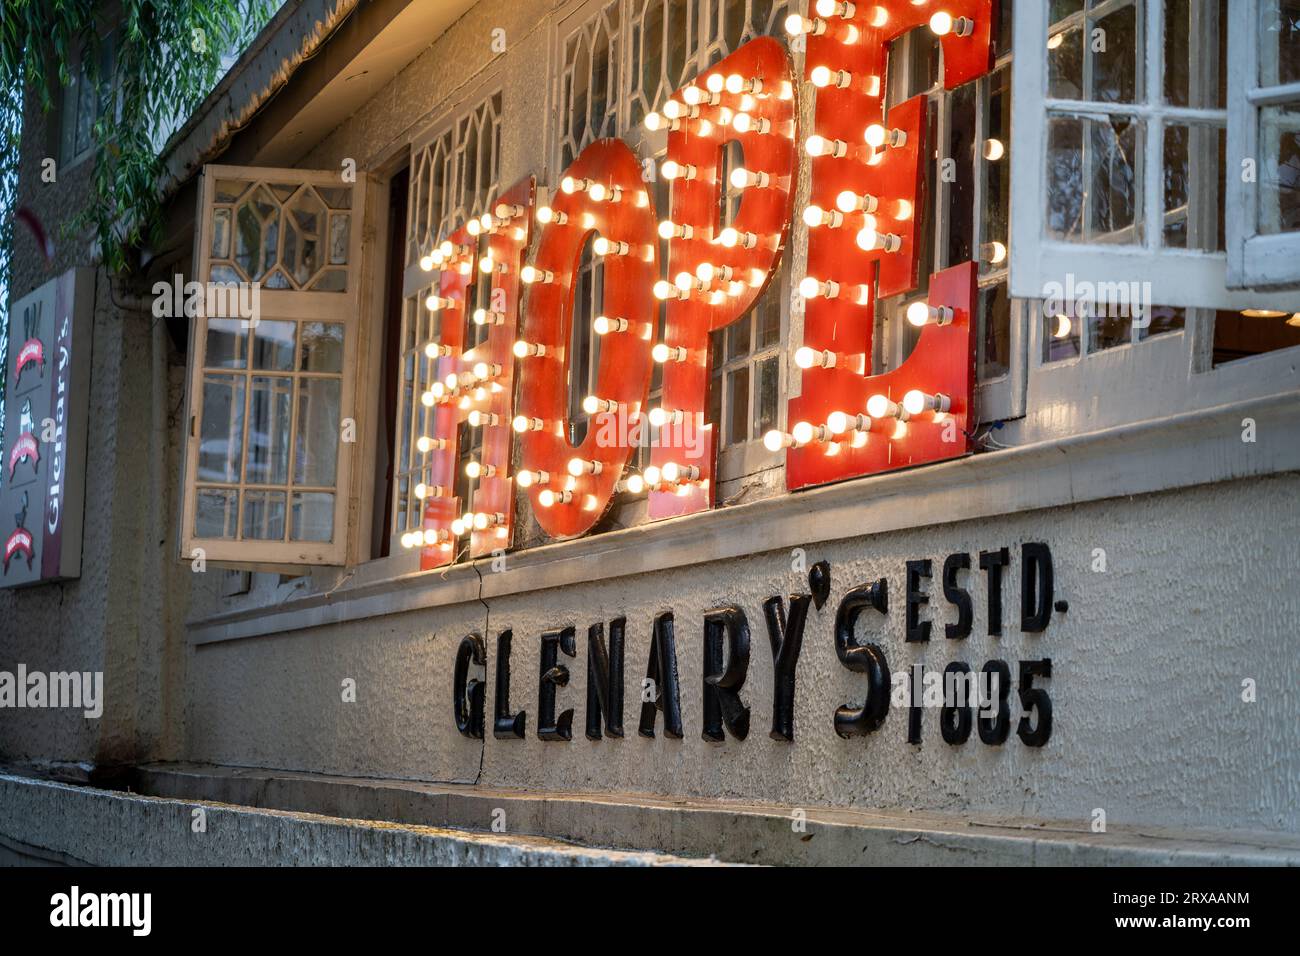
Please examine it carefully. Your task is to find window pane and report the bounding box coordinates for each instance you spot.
[1260,0,1300,87]
[195,489,238,540]
[253,321,297,371]
[1046,115,1144,244]
[946,82,977,267]
[1043,310,1081,363]
[755,354,779,439]
[978,284,1011,379]
[1090,312,1133,351]
[198,374,245,483]
[1090,3,1141,104]
[243,490,287,541]
[1047,23,1085,99]
[981,67,1011,276]
[246,376,293,485]
[294,378,341,487]
[300,323,345,372]
[1164,0,1227,108]
[726,316,750,360]
[1259,104,1300,235]
[205,319,248,369]
[1163,124,1225,250]
[291,492,335,543]
[1212,310,1300,366]
[727,365,749,446]
[1143,305,1186,338]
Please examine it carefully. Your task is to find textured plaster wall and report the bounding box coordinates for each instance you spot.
[182,474,1300,833]
[0,88,191,770]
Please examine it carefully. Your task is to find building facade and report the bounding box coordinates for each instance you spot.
[1,0,1299,864]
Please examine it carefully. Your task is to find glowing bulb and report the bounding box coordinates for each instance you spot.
[785,14,826,36]
[902,390,952,416]
[419,253,435,271]
[661,160,697,181]
[732,112,771,134]
[806,135,848,158]
[653,343,688,363]
[467,410,500,428]
[513,340,547,358]
[718,227,757,249]
[763,430,793,452]
[648,407,684,428]
[815,0,856,19]
[803,205,844,228]
[622,474,646,494]
[568,457,603,477]
[520,266,554,284]
[659,220,694,240]
[729,167,769,189]
[856,225,902,253]
[864,124,906,149]
[465,461,496,479]
[596,315,631,337]
[982,241,1008,265]
[799,276,840,299]
[929,12,974,37]
[794,346,836,369]
[1047,32,1065,50]
[866,394,908,421]
[537,206,567,225]
[588,182,608,202]
[513,415,544,433]
[1052,314,1073,339]
[837,190,879,214]
[516,469,549,488]
[906,301,954,327]
[983,138,1005,161]
[593,237,630,256]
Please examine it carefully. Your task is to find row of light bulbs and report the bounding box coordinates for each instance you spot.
[783,2,988,459]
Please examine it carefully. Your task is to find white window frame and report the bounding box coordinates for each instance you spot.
[1226,0,1300,287]
[180,165,366,569]
[1010,0,1300,312]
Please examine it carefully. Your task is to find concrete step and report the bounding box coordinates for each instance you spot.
[129,763,1300,866]
[0,772,728,866]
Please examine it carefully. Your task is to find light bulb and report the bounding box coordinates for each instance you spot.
[420,391,436,408]
[520,266,554,284]
[836,190,879,214]
[1052,314,1073,339]
[827,411,872,436]
[593,315,629,335]
[654,280,687,301]
[729,167,769,189]
[513,340,546,358]
[468,410,500,428]
[416,436,447,453]
[538,489,573,508]
[648,407,684,428]
[474,308,505,326]
[582,396,619,415]
[803,205,844,228]
[806,135,848,158]
[661,462,701,483]
[856,226,902,253]
[537,206,567,225]
[659,220,693,240]
[496,202,524,220]
[516,469,550,488]
[983,138,1005,161]
[621,474,646,494]
[465,461,496,479]
[785,14,827,36]
[906,301,954,327]
[588,182,609,202]
[466,218,482,237]
[815,0,856,17]
[718,227,758,249]
[763,430,793,452]
[794,346,837,369]
[661,160,697,181]
[791,421,832,445]
[561,176,592,195]
[929,12,974,37]
[425,294,452,311]
[799,276,840,299]
[568,457,603,477]
[424,342,452,359]
[472,361,501,380]
[732,112,771,135]
[653,343,688,363]
[864,124,907,149]
[593,237,630,256]
[419,253,435,271]
[902,390,952,416]
[981,241,1008,265]
[866,394,908,420]
[810,66,853,89]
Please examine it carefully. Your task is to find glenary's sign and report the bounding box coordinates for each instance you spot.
[404,0,996,568]
[453,542,1060,748]
[0,268,94,588]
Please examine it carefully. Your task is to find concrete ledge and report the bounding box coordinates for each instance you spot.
[132,763,1300,866]
[0,773,721,866]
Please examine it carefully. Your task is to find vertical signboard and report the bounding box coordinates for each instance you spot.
[0,267,94,588]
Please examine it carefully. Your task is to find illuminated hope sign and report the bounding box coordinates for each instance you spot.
[401,0,995,567]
